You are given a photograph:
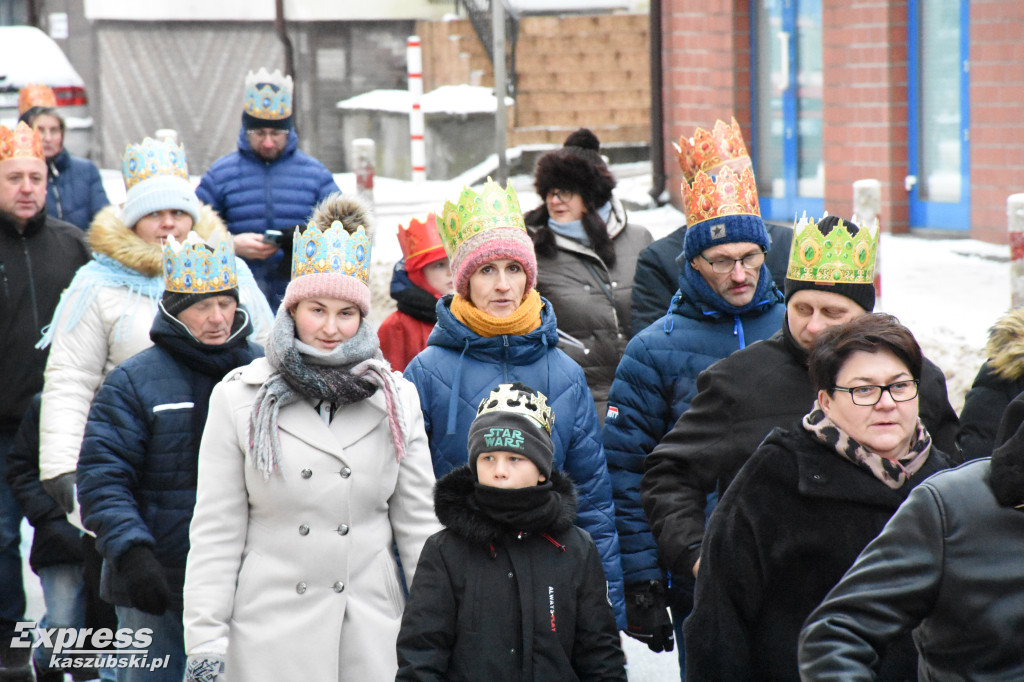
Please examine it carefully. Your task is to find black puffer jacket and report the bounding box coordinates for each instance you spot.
[396,468,626,682]
[641,319,961,576]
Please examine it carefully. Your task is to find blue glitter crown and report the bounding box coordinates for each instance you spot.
[163,232,238,294]
[291,220,371,285]
[122,138,189,191]
[244,67,293,121]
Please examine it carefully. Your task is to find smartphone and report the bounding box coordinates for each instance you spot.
[262,229,283,246]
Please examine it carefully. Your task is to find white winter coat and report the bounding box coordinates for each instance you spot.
[183,357,441,682]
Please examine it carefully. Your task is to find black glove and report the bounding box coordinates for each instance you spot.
[119,546,172,615]
[624,580,675,653]
[42,472,77,514]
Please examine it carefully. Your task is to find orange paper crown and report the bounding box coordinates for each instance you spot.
[674,117,752,183]
[398,213,445,261]
[18,84,57,115]
[0,122,45,162]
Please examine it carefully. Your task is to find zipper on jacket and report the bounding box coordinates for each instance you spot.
[21,236,40,331]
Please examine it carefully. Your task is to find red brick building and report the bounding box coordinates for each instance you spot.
[658,0,1024,241]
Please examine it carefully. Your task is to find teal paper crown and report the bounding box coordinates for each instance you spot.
[291,220,371,285]
[122,137,189,191]
[244,67,293,121]
[163,232,238,294]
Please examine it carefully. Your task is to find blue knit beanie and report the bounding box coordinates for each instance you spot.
[682,213,770,263]
[122,174,200,229]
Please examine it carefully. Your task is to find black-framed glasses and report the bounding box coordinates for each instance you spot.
[547,188,576,203]
[699,250,766,274]
[832,379,920,406]
[246,129,288,140]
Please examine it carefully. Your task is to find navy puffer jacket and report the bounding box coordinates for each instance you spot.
[46,149,109,231]
[77,309,261,608]
[195,125,339,305]
[604,271,785,583]
[404,295,627,628]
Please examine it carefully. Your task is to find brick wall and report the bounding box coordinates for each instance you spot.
[969,0,1024,243]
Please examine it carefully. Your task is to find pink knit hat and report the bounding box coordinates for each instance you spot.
[282,271,370,316]
[451,228,537,299]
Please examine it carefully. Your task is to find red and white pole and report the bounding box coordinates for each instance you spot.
[1008,193,1024,308]
[407,35,426,183]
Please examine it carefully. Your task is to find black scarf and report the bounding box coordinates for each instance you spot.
[471,481,564,534]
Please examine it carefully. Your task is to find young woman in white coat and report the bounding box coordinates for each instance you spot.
[182,194,440,682]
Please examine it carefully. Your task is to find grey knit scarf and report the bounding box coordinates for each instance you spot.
[249,306,407,478]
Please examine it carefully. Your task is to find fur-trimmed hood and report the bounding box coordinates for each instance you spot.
[309,192,373,239]
[433,466,578,545]
[986,308,1024,381]
[87,204,231,277]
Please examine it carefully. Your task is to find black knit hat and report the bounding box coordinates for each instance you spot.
[533,128,616,211]
[784,215,876,312]
[161,288,239,318]
[468,383,555,479]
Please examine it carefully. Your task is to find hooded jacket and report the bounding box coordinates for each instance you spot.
[45,148,109,230]
[397,468,626,682]
[956,307,1024,461]
[195,126,339,305]
[404,296,627,628]
[603,263,785,583]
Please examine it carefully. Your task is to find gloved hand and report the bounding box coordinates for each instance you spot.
[119,545,172,615]
[42,472,77,514]
[185,653,226,682]
[624,580,674,653]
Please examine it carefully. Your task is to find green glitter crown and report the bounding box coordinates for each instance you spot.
[439,178,526,259]
[786,214,878,284]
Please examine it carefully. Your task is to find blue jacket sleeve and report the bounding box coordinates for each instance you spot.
[195,170,224,214]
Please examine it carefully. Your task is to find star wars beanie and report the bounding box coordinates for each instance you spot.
[468,382,555,479]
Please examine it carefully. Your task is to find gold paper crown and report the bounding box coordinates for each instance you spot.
[681,166,760,228]
[18,84,57,115]
[163,232,238,294]
[476,383,555,435]
[244,67,293,121]
[439,178,526,259]
[786,214,879,285]
[673,117,751,184]
[291,220,372,285]
[398,213,445,260]
[0,122,44,162]
[122,138,189,190]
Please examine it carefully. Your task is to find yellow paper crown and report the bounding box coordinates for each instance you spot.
[18,84,57,115]
[786,214,879,285]
[475,383,555,435]
[0,122,44,162]
[675,118,760,228]
[163,232,238,294]
[291,220,372,285]
[439,178,526,259]
[673,117,752,184]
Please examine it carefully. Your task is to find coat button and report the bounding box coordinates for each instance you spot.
[612,281,618,287]
[337,524,349,535]
[583,284,591,292]
[296,581,307,594]
[333,581,345,593]
[507,572,513,579]
[298,524,310,536]
[301,468,312,479]
[340,467,352,478]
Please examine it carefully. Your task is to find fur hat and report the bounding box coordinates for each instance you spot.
[532,128,616,211]
[468,382,555,480]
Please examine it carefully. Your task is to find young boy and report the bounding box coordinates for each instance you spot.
[396,383,626,681]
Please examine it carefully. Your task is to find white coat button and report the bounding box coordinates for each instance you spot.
[340,467,352,478]
[301,468,312,479]
[333,581,345,593]
[298,524,310,536]
[612,281,618,287]
[337,524,349,535]
[583,284,591,292]
[507,572,513,579]
[296,581,307,594]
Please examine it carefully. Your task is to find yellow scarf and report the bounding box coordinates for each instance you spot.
[450,289,543,338]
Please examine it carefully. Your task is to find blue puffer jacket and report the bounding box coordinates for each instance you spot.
[195,125,339,306]
[404,296,627,628]
[603,270,785,584]
[77,309,262,608]
[46,149,109,231]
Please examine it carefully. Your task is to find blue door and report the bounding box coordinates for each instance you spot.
[751,0,824,223]
[908,0,970,229]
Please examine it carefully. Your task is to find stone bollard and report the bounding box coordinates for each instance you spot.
[1008,194,1024,308]
[853,179,882,309]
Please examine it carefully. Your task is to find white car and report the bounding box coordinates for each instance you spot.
[0,25,94,158]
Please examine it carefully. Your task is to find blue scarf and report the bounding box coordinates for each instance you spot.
[546,201,613,247]
[680,259,779,318]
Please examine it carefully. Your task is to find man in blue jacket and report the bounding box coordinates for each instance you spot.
[76,234,261,682]
[196,67,338,308]
[604,118,785,670]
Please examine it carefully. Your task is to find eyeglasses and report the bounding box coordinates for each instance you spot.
[832,380,920,406]
[699,250,766,274]
[547,189,576,203]
[246,129,288,141]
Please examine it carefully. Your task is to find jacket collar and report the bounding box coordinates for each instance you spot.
[427,294,560,363]
[0,208,47,239]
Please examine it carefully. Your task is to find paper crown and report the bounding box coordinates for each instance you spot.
[440,178,526,259]
[244,67,293,121]
[398,213,445,260]
[291,220,371,285]
[18,83,57,115]
[674,117,751,183]
[786,214,879,285]
[122,138,189,191]
[476,383,555,435]
[0,122,44,162]
[163,232,238,294]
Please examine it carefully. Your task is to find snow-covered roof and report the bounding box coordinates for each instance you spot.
[0,26,85,87]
